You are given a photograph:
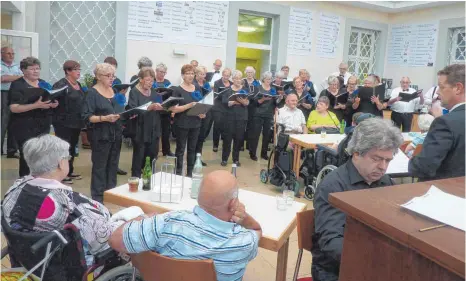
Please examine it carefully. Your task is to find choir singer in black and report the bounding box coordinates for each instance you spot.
[212,68,232,152]
[169,64,206,177]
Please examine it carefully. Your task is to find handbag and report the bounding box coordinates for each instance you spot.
[314,127,340,134]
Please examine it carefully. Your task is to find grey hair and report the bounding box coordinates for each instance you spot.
[23,134,70,176]
[195,65,207,74]
[347,118,403,156]
[261,71,273,82]
[318,96,330,106]
[417,114,435,132]
[232,70,243,79]
[222,68,232,76]
[137,57,153,69]
[364,75,376,85]
[275,71,285,79]
[245,66,255,74]
[155,63,167,72]
[328,75,339,85]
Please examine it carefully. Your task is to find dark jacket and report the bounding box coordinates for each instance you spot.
[409,104,465,181]
[311,159,393,281]
[127,87,162,143]
[52,78,85,129]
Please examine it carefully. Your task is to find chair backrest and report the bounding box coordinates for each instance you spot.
[131,251,217,281]
[296,209,315,253]
[413,144,423,156]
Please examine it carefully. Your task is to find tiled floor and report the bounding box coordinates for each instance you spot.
[1,139,314,280]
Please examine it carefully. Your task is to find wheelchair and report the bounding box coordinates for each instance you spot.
[300,133,353,201]
[260,124,300,196]
[1,216,143,281]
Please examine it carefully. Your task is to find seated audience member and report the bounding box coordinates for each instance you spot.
[312,118,403,281]
[109,170,262,281]
[277,93,307,134]
[1,135,144,266]
[404,114,435,158]
[307,96,340,133]
[409,64,465,181]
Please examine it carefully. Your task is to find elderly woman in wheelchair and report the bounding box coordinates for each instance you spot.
[1,134,144,281]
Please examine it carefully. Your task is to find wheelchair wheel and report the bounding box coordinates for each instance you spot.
[94,264,143,281]
[315,165,337,188]
[260,169,269,184]
[304,185,315,201]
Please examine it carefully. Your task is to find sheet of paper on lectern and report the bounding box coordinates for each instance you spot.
[400,185,465,231]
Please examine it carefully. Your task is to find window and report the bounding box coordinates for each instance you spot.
[347,27,380,82]
[236,13,273,78]
[447,27,465,65]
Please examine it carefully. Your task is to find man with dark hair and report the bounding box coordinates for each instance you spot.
[409,64,465,181]
[311,118,403,281]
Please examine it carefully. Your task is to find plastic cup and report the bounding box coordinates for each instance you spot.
[321,129,327,138]
[128,177,139,193]
[276,195,287,211]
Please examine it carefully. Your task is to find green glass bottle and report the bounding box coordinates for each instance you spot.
[142,157,152,191]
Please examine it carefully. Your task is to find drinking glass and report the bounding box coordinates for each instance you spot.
[276,195,287,211]
[128,177,139,193]
[283,190,294,206]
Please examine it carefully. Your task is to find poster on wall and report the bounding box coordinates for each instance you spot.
[127,1,229,47]
[316,13,340,58]
[387,22,438,67]
[287,7,313,56]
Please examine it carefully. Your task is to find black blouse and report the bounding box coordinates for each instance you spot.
[8,77,52,143]
[82,88,123,142]
[296,90,314,120]
[254,85,277,119]
[213,79,231,113]
[222,88,248,121]
[52,78,85,129]
[127,87,162,143]
[172,85,202,129]
[319,89,348,121]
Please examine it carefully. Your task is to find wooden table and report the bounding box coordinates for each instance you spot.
[289,133,414,178]
[104,177,307,281]
[329,177,465,281]
[383,109,421,132]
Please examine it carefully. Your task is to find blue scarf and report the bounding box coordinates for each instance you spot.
[191,90,203,101]
[38,81,52,91]
[114,93,126,106]
[252,80,260,87]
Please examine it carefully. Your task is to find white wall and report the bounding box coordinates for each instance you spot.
[279,1,389,87]
[383,2,466,92]
[124,40,226,84]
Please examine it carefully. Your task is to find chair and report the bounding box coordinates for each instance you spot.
[413,144,423,156]
[292,209,315,281]
[130,251,217,281]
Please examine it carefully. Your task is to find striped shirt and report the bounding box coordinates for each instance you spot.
[123,206,259,281]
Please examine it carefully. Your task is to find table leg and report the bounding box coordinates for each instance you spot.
[293,145,301,178]
[275,238,290,281]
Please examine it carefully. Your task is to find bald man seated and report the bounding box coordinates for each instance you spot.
[109,170,262,281]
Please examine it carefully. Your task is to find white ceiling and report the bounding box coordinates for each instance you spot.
[337,1,460,13]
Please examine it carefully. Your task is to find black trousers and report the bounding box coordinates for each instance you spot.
[131,138,159,178]
[391,111,413,132]
[195,111,214,154]
[53,124,81,176]
[1,90,17,155]
[160,114,171,155]
[212,110,224,148]
[249,116,273,157]
[18,140,29,177]
[174,125,200,177]
[90,137,122,203]
[222,118,246,162]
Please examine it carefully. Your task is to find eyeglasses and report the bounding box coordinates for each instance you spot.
[27,67,41,72]
[2,52,15,55]
[62,155,72,161]
[72,68,81,71]
[101,74,115,79]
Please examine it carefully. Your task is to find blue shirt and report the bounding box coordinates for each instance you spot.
[1,61,22,91]
[123,206,259,281]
